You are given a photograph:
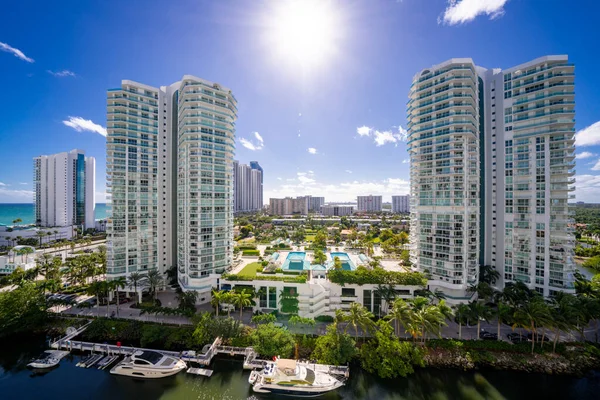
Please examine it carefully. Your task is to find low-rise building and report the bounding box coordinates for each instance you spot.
[320,205,354,216]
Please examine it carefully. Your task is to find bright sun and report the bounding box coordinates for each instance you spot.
[266,0,342,70]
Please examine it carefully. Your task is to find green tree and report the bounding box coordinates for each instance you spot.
[289,315,315,330]
[312,324,357,365]
[513,297,551,353]
[146,269,163,301]
[360,320,425,379]
[251,313,277,324]
[343,302,375,341]
[313,231,327,249]
[249,323,295,358]
[232,291,252,320]
[211,289,226,317]
[333,256,343,270]
[127,272,146,305]
[312,248,327,265]
[176,290,198,316]
[495,302,513,341]
[0,282,47,337]
[454,303,471,340]
[386,298,415,337]
[111,277,127,317]
[469,301,493,340]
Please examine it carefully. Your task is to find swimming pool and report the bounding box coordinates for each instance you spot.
[282,252,309,271]
[329,252,356,271]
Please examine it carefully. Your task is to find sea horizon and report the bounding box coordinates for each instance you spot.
[0,203,107,226]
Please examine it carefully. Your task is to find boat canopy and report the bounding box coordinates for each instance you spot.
[276,359,297,375]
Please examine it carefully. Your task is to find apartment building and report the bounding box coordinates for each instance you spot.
[34,149,95,229]
[391,195,411,213]
[408,56,575,301]
[320,205,354,216]
[307,196,325,212]
[233,160,263,213]
[106,76,236,297]
[356,195,382,212]
[269,196,309,215]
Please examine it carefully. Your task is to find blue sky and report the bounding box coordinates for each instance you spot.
[0,0,599,203]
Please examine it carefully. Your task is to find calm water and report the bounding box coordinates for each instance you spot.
[1,335,599,400]
[0,204,107,226]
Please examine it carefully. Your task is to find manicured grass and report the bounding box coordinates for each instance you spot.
[238,262,262,277]
[305,235,315,242]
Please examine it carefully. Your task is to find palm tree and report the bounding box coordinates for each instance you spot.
[344,302,375,341]
[112,277,127,316]
[513,298,551,353]
[495,302,513,341]
[12,218,22,229]
[35,231,46,247]
[19,246,34,263]
[211,289,226,317]
[469,301,493,340]
[86,281,104,316]
[455,303,471,340]
[53,230,59,242]
[232,291,253,320]
[127,272,146,305]
[375,284,398,316]
[146,269,163,302]
[549,293,579,352]
[386,298,414,337]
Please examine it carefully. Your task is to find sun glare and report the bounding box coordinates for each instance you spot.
[266,0,342,70]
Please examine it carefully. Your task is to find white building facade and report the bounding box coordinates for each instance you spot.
[408,56,575,301]
[233,160,263,213]
[34,149,95,229]
[391,195,411,213]
[106,77,236,299]
[356,195,382,212]
[269,197,309,215]
[307,196,325,212]
[320,205,354,216]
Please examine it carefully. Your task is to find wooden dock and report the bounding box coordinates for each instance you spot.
[187,367,213,377]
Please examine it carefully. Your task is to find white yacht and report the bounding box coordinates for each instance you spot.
[110,350,186,379]
[252,358,345,397]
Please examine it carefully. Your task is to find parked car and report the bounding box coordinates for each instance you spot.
[480,330,498,340]
[507,332,530,343]
[526,333,550,342]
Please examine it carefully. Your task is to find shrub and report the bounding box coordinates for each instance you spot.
[328,266,427,286]
[315,315,334,323]
[222,273,307,283]
[242,249,260,256]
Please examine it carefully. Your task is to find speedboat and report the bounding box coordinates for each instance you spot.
[27,350,69,369]
[110,350,186,379]
[252,358,345,397]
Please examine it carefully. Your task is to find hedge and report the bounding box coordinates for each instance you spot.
[328,266,427,286]
[222,273,307,283]
[242,249,260,256]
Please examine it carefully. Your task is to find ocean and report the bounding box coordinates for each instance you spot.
[0,203,107,226]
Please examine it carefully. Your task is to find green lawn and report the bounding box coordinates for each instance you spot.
[239,262,262,277]
[305,235,315,242]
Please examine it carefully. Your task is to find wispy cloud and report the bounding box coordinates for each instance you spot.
[0,187,34,202]
[47,69,76,77]
[0,41,34,63]
[307,147,318,155]
[0,182,7,186]
[591,160,600,171]
[345,170,352,174]
[577,151,596,160]
[575,121,600,147]
[19,182,28,185]
[402,159,410,164]
[63,116,107,137]
[357,125,407,147]
[297,171,315,184]
[439,0,508,25]
[239,131,264,151]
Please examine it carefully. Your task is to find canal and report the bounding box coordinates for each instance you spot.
[1,335,599,400]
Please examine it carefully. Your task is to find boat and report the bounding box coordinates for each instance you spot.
[248,369,260,384]
[252,358,345,397]
[110,350,186,379]
[27,350,69,369]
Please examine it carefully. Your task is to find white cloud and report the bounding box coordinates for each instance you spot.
[439,0,508,25]
[307,147,318,154]
[95,191,108,203]
[0,182,7,186]
[47,69,76,77]
[239,131,264,151]
[591,160,600,171]
[357,126,372,137]
[277,177,282,181]
[402,159,410,164]
[345,170,352,174]
[0,41,34,63]
[577,151,596,160]
[19,182,28,185]
[574,174,600,203]
[63,116,107,137]
[297,171,316,184]
[357,125,407,147]
[0,188,34,203]
[575,121,600,147]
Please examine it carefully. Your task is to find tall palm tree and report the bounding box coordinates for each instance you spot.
[454,303,471,340]
[35,231,46,247]
[386,298,414,337]
[53,230,59,242]
[469,301,493,340]
[127,272,146,305]
[12,218,22,229]
[232,291,253,320]
[495,302,513,341]
[374,284,397,316]
[549,292,579,352]
[211,289,225,317]
[112,277,127,316]
[513,298,551,353]
[86,281,104,316]
[146,269,163,302]
[344,302,375,341]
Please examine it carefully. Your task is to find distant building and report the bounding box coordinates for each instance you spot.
[269,196,309,215]
[233,160,263,213]
[320,205,354,216]
[307,196,325,212]
[34,149,95,229]
[392,195,410,213]
[356,195,382,212]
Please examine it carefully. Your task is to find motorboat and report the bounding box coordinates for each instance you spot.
[110,350,186,379]
[27,350,69,369]
[248,369,260,384]
[252,358,345,397]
